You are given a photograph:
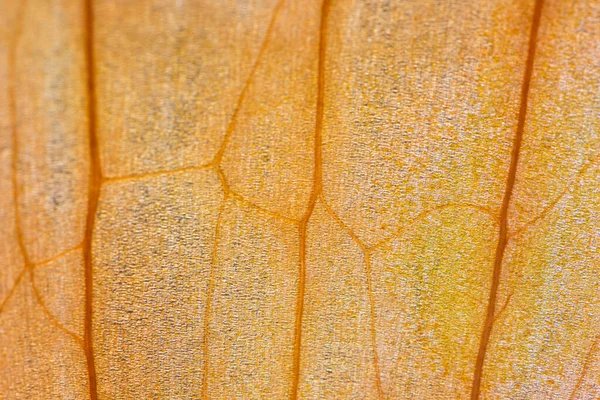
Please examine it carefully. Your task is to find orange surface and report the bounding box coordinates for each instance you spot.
[1,0,599,399]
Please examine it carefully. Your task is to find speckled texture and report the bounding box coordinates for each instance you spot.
[483,0,600,398]
[0,0,90,398]
[1,0,599,399]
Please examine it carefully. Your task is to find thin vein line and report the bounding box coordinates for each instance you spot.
[230,190,300,224]
[9,0,28,267]
[321,199,384,398]
[201,195,228,399]
[217,166,230,194]
[369,203,499,252]
[322,198,366,248]
[210,0,286,166]
[510,151,600,239]
[33,244,83,269]
[8,0,84,353]
[492,292,513,326]
[198,1,285,393]
[470,0,545,397]
[83,0,100,396]
[29,269,84,346]
[4,0,28,323]
[103,166,298,224]
[103,164,214,184]
[0,269,27,315]
[364,254,385,399]
[1,244,83,317]
[291,1,330,398]
[569,335,600,400]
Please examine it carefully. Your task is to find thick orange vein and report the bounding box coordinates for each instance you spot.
[83,0,100,397]
[291,0,330,398]
[470,0,545,398]
[199,1,284,395]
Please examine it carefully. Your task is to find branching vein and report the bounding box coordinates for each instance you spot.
[471,0,545,397]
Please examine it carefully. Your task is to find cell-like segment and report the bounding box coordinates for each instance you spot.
[298,201,379,399]
[94,0,280,178]
[204,197,299,399]
[321,0,534,246]
[483,163,600,399]
[11,0,89,262]
[370,207,497,398]
[93,169,223,398]
[0,2,90,398]
[220,0,320,219]
[32,249,85,338]
[509,0,600,233]
[0,278,89,399]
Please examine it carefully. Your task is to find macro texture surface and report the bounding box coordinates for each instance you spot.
[0,0,599,399]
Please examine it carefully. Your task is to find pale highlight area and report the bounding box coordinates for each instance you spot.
[11,0,90,263]
[298,201,379,399]
[94,0,279,178]
[221,0,320,219]
[482,1,600,397]
[92,170,223,398]
[321,0,534,247]
[371,208,498,398]
[204,198,299,399]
